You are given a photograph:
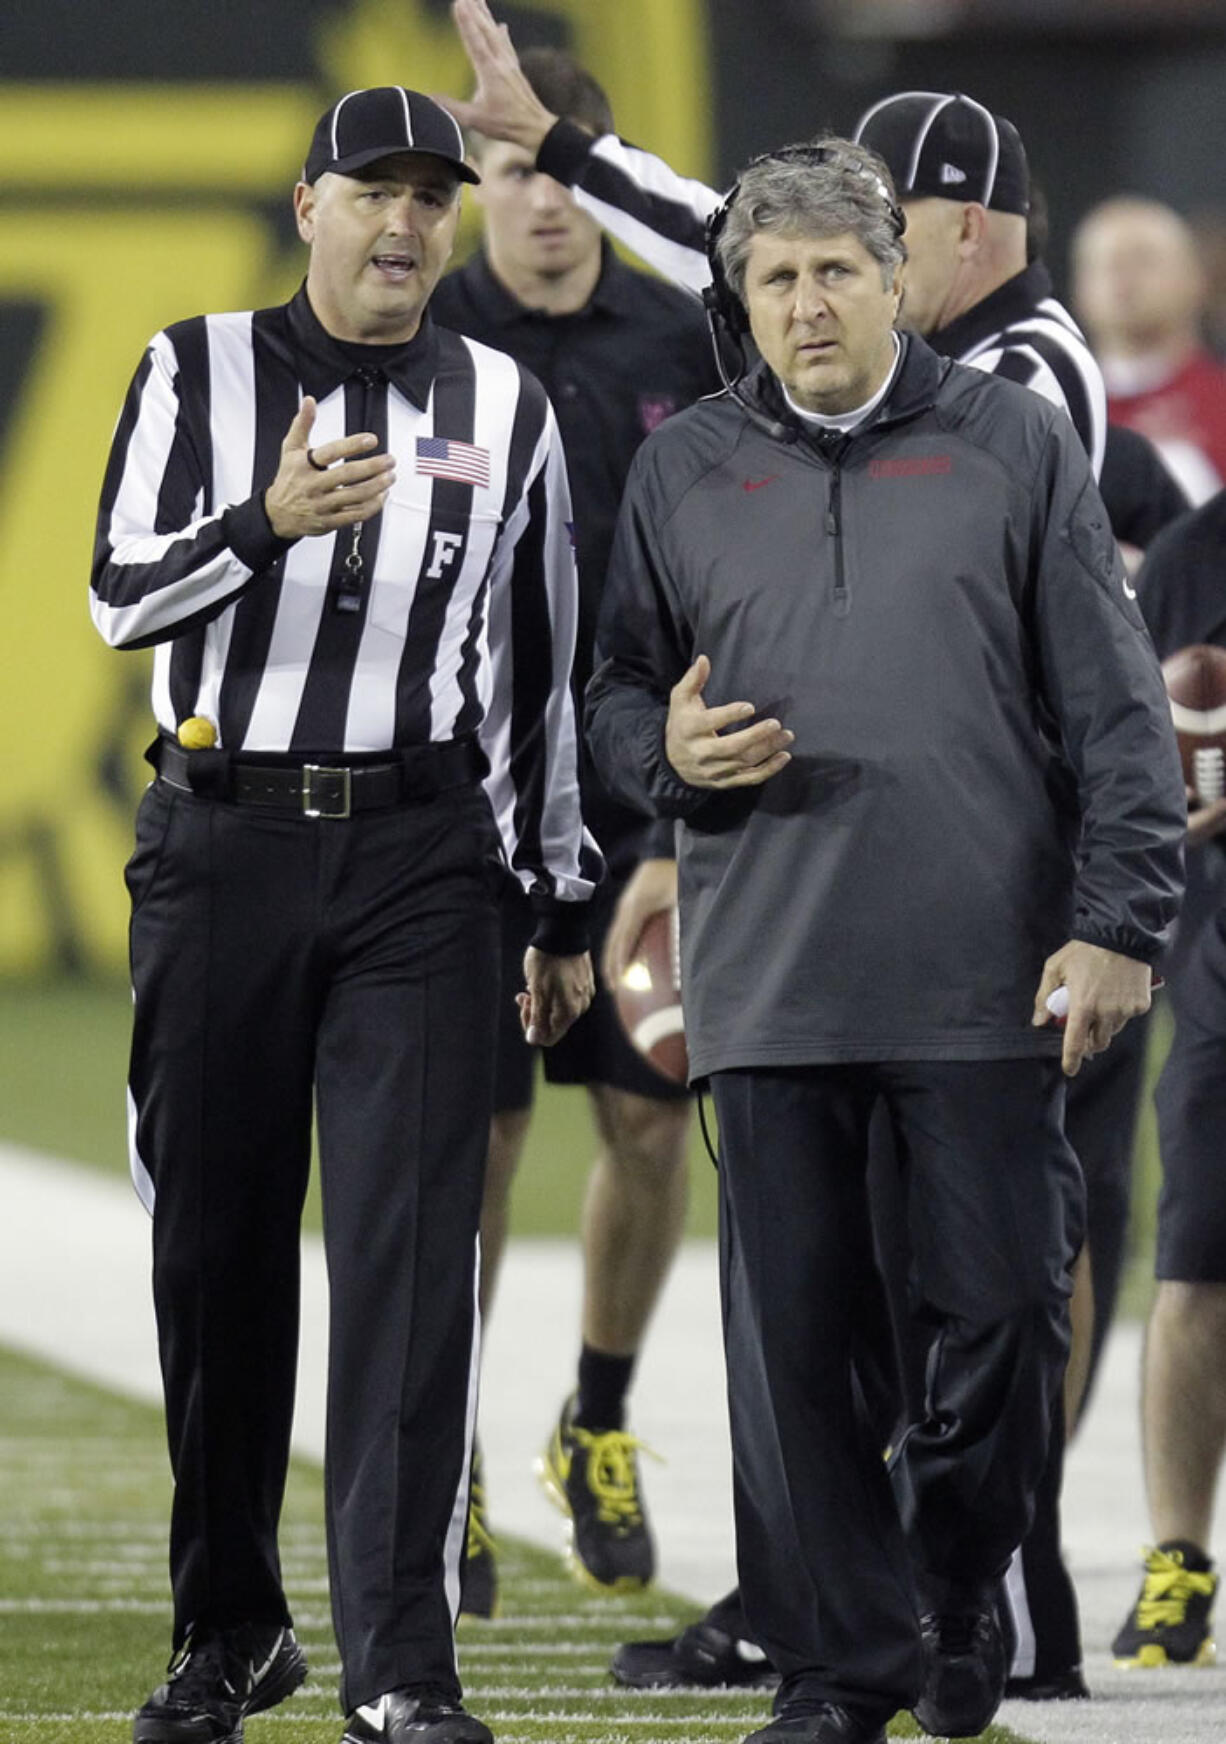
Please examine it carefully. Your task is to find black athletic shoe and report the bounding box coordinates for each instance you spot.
[536,1393,656,1591]
[341,1687,493,1744]
[742,1701,888,1743]
[1112,1541,1218,1668]
[611,1619,778,1690]
[459,1443,498,1620]
[1004,1666,1090,1700]
[133,1623,307,1744]
[913,1603,1007,1738]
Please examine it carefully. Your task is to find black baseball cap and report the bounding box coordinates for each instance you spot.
[304,86,479,186]
[853,91,1029,216]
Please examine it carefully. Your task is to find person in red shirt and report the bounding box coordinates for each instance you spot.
[1072,195,1226,505]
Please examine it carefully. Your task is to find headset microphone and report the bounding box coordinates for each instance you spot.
[701,289,796,444]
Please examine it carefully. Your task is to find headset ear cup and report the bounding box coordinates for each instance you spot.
[708,263,747,336]
[705,193,748,336]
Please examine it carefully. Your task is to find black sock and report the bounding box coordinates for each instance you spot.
[1159,1538,1214,1572]
[574,1345,636,1431]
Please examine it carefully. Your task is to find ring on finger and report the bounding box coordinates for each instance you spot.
[306,448,328,473]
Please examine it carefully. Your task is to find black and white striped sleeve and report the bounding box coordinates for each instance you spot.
[90,324,287,651]
[537,120,722,298]
[963,311,1107,480]
[480,370,602,938]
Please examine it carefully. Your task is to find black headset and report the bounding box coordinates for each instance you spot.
[702,142,906,438]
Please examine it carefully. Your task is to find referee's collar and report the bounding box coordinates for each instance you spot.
[286,284,439,407]
[925,260,1055,361]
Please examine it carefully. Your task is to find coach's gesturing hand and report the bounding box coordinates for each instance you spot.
[264,397,396,539]
[666,655,794,789]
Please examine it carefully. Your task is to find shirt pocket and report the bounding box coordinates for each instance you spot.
[368,495,503,640]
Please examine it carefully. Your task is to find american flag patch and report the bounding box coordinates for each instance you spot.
[416,436,490,487]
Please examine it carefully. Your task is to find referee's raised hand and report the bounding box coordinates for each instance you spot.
[264,396,396,538]
[444,0,555,153]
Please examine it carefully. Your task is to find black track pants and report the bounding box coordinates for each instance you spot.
[711,1058,1083,1713]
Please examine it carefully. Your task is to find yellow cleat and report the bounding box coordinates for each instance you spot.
[536,1394,658,1593]
[1112,1542,1218,1668]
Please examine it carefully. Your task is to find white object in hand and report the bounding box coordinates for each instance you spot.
[1046,987,1070,1020]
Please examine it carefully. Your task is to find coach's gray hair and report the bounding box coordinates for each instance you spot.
[717,136,907,302]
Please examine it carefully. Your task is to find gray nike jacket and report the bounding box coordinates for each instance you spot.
[585,334,1186,1078]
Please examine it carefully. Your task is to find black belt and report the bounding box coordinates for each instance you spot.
[156,736,486,819]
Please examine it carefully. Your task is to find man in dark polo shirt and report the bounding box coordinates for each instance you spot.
[431,46,717,1614]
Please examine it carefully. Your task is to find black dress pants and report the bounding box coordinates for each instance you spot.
[711,1057,1084,1715]
[126,777,501,1712]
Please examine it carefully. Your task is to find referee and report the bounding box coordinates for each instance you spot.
[91,86,597,1744]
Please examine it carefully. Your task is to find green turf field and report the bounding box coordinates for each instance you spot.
[0,978,721,1239]
[0,974,1167,1285]
[0,1345,1041,1744]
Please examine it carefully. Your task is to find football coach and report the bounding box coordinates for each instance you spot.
[91,86,596,1744]
[585,138,1185,1744]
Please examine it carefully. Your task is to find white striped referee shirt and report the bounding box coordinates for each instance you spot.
[91,285,599,921]
[532,121,1107,476]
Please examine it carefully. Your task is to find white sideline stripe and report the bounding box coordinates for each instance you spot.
[462,1613,674,1632]
[355,1686,757,1701]
[456,1720,746,1729]
[0,1599,168,1612]
[0,1720,755,1732]
[0,1140,737,1602]
[0,1718,142,1726]
[458,1642,657,1657]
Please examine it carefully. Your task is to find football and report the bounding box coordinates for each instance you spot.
[1162,643,1226,805]
[612,907,688,1086]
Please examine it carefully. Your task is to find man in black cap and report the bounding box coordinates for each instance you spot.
[851,92,1105,474]
[92,82,598,1744]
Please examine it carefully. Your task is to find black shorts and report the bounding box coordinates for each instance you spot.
[1154,903,1226,1282]
[494,877,691,1114]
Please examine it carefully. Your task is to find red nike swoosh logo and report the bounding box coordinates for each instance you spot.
[743,475,779,492]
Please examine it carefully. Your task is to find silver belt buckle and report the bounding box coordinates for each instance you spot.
[302,764,352,819]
